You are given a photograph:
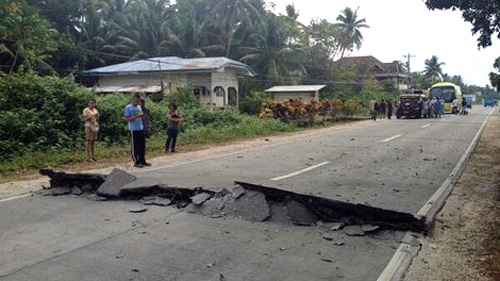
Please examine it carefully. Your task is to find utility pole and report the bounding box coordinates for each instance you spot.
[402,53,416,73]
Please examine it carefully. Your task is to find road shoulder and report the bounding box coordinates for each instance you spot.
[403,113,500,281]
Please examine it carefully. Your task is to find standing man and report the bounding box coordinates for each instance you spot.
[379,99,386,118]
[386,100,393,119]
[124,94,151,168]
[434,97,443,119]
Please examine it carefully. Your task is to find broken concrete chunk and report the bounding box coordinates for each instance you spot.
[223,190,270,222]
[129,207,147,213]
[96,168,136,197]
[286,200,318,226]
[70,187,83,196]
[344,225,366,236]
[51,187,71,196]
[152,197,172,207]
[361,224,380,233]
[190,192,213,205]
[87,194,107,201]
[231,185,246,199]
[320,221,345,231]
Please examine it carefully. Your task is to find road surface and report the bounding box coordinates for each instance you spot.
[0,106,493,281]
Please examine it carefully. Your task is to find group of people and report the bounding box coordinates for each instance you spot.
[82,94,183,168]
[421,97,444,118]
[369,99,394,121]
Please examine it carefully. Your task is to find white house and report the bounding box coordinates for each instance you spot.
[265,85,326,101]
[81,56,256,109]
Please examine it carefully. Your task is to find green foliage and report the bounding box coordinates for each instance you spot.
[490,57,500,92]
[334,7,370,58]
[425,0,500,48]
[0,72,91,159]
[0,0,58,73]
[239,91,270,114]
[164,85,202,110]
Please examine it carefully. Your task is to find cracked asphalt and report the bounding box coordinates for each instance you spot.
[0,106,493,281]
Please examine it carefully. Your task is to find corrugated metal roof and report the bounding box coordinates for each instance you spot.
[265,85,326,93]
[90,85,162,93]
[82,56,256,76]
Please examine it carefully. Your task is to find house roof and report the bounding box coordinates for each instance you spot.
[81,56,256,77]
[265,85,326,93]
[333,56,407,78]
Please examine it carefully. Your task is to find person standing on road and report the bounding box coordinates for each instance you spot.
[379,99,386,118]
[83,98,99,162]
[452,98,459,114]
[422,98,430,118]
[369,99,378,121]
[429,98,436,118]
[165,103,182,153]
[386,100,393,119]
[123,94,151,168]
[461,97,468,115]
[434,97,443,119]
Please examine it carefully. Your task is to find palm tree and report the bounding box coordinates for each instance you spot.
[334,7,369,58]
[110,0,171,59]
[207,0,266,58]
[424,55,445,81]
[240,14,306,83]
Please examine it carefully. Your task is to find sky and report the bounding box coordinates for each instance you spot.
[271,0,499,86]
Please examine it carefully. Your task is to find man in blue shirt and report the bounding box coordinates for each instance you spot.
[123,94,151,168]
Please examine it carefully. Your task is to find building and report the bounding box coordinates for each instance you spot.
[81,56,256,109]
[333,56,409,91]
[264,85,326,102]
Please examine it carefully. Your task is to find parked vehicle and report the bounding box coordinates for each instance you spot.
[396,94,424,119]
[484,98,497,107]
[428,82,463,113]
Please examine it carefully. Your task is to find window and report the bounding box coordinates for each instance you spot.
[214,86,225,97]
[228,87,237,106]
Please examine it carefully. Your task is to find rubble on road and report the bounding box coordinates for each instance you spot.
[38,169,426,232]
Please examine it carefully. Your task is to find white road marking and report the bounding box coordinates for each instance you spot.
[421,124,431,128]
[0,194,31,203]
[381,134,402,143]
[270,161,330,181]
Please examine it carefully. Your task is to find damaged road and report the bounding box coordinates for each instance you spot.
[38,168,425,232]
[0,107,492,281]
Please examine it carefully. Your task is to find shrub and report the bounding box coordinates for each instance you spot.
[0,72,92,159]
[240,91,270,115]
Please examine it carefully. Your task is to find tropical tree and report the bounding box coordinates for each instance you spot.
[0,0,58,73]
[334,7,369,58]
[240,14,307,84]
[490,56,500,92]
[423,55,445,82]
[305,19,341,80]
[206,0,267,58]
[425,0,500,48]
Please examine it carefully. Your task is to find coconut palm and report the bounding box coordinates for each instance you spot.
[240,14,306,83]
[334,7,369,58]
[424,55,445,81]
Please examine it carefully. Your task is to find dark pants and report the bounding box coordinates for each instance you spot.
[165,128,178,151]
[131,130,146,165]
[387,109,392,119]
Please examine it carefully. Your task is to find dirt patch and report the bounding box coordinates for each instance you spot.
[403,113,500,281]
[0,119,376,199]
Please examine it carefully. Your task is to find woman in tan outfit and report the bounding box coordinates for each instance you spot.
[83,99,100,162]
